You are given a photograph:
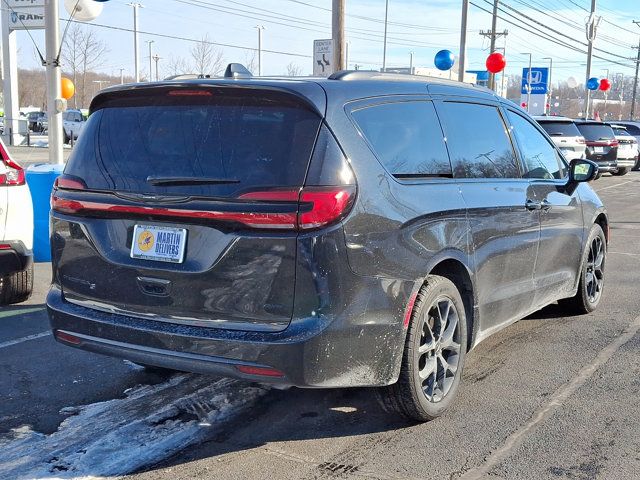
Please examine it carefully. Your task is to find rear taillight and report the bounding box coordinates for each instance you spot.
[53,175,87,191]
[0,159,25,186]
[52,185,356,231]
[239,186,355,230]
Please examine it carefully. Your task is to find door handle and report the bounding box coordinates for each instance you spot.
[541,199,552,212]
[525,199,542,211]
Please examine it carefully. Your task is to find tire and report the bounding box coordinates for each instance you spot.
[63,129,70,144]
[559,224,606,315]
[612,167,630,176]
[633,158,640,171]
[594,172,603,180]
[0,263,34,305]
[377,275,468,422]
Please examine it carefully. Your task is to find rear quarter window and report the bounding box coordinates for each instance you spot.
[351,100,452,178]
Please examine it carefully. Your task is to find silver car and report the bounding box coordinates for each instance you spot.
[534,116,587,161]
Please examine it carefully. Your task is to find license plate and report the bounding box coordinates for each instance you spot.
[131,225,187,263]
[594,146,604,153]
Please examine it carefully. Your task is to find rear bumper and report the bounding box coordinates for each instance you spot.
[46,280,409,388]
[0,241,32,276]
[592,160,618,173]
[615,158,636,168]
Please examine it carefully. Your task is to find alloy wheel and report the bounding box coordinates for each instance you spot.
[585,235,605,304]
[417,296,462,403]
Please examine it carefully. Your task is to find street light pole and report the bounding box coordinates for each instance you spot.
[120,68,125,84]
[458,0,469,82]
[45,0,63,164]
[255,25,265,76]
[153,54,161,81]
[409,51,414,74]
[584,0,599,119]
[631,22,640,120]
[543,57,553,114]
[382,0,389,71]
[128,3,143,83]
[146,40,154,81]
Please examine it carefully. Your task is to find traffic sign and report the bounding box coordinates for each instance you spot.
[521,67,549,95]
[313,39,334,77]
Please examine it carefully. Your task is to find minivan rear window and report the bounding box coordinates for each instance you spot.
[64,89,322,198]
[575,123,615,141]
[538,121,581,137]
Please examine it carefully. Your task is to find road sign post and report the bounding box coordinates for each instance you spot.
[313,39,334,77]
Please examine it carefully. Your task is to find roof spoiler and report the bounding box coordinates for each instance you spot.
[224,63,253,79]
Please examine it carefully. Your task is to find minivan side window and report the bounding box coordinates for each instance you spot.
[351,101,452,177]
[507,110,567,180]
[436,102,519,179]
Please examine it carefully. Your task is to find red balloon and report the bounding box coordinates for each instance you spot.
[486,52,506,74]
[599,78,611,91]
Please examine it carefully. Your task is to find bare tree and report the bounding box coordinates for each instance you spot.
[165,54,192,78]
[243,50,258,75]
[61,24,109,107]
[190,34,225,77]
[286,62,303,77]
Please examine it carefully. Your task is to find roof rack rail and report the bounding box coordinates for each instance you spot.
[328,69,469,85]
[224,63,252,79]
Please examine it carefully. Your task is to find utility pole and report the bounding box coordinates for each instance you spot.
[332,0,345,71]
[480,29,508,90]
[128,3,143,83]
[146,40,154,82]
[584,0,600,119]
[153,54,161,81]
[522,52,532,113]
[602,68,609,119]
[543,57,553,114]
[255,25,265,75]
[459,0,469,82]
[120,68,125,84]
[631,21,640,120]
[382,0,389,71]
[45,0,63,164]
[488,0,498,90]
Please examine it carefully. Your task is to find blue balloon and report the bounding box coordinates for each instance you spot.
[434,49,455,71]
[587,77,600,90]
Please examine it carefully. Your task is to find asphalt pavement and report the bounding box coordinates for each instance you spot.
[1,172,639,479]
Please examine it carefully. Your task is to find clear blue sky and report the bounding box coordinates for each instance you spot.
[12,0,640,84]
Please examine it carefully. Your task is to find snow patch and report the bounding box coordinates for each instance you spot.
[0,374,268,479]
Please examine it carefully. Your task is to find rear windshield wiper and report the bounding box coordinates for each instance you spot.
[146,176,240,186]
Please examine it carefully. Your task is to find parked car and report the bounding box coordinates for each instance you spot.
[0,137,33,304]
[26,111,45,132]
[47,67,607,421]
[534,116,586,160]
[37,113,48,134]
[62,109,86,143]
[611,121,640,170]
[574,120,619,176]
[608,124,637,176]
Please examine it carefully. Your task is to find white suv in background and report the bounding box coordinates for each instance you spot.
[609,124,638,175]
[0,138,33,304]
[534,116,587,161]
[62,109,86,144]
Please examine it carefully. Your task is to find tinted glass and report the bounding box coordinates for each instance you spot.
[352,101,452,177]
[612,128,631,137]
[437,102,519,179]
[538,121,581,137]
[508,111,566,180]
[575,123,615,141]
[623,124,640,135]
[64,90,322,198]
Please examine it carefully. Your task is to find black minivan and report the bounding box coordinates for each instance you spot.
[47,67,607,421]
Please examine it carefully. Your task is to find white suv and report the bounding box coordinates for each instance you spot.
[609,124,638,176]
[534,116,587,161]
[0,138,34,304]
[62,109,86,144]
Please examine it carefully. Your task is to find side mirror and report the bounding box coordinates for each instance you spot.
[569,158,598,183]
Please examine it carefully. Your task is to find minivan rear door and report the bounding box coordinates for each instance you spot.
[51,83,325,332]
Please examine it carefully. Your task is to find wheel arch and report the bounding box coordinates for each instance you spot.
[594,212,609,244]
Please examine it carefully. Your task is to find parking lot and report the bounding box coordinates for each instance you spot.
[0,172,639,480]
